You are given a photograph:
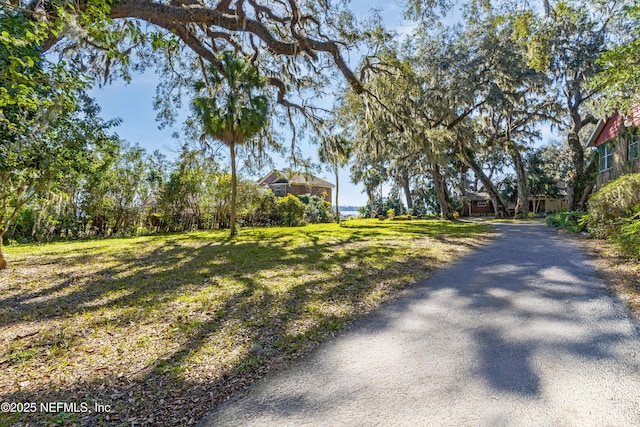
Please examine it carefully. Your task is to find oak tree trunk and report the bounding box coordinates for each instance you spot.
[510,144,530,218]
[430,162,454,220]
[368,188,375,219]
[401,170,413,211]
[577,156,598,211]
[567,129,585,211]
[457,140,508,216]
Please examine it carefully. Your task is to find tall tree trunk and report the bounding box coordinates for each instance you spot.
[335,166,340,223]
[229,141,238,236]
[567,128,584,211]
[459,164,469,196]
[367,187,375,219]
[564,96,597,211]
[401,170,413,211]
[0,246,6,270]
[0,204,24,269]
[457,140,508,216]
[509,144,530,218]
[0,216,7,269]
[577,156,598,211]
[430,162,454,220]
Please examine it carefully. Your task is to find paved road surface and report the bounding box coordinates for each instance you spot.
[199,222,640,426]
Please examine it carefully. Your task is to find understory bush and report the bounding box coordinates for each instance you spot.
[588,174,640,259]
[299,194,334,224]
[588,173,640,238]
[545,211,589,233]
[619,217,640,259]
[276,194,306,226]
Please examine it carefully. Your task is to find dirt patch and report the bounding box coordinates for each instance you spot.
[575,236,640,315]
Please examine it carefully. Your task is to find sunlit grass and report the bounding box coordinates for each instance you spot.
[0,219,491,425]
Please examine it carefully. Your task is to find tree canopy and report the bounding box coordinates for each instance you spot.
[2,0,640,268]
[7,0,366,116]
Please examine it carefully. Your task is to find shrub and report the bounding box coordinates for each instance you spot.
[588,173,640,238]
[545,211,589,233]
[618,216,640,260]
[276,194,306,226]
[300,194,334,224]
[386,208,395,219]
[361,194,406,218]
[588,174,640,259]
[241,188,279,226]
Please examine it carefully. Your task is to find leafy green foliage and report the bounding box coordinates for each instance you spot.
[0,95,119,240]
[360,194,407,218]
[588,173,640,238]
[81,141,153,235]
[276,194,306,226]
[156,147,222,232]
[240,188,279,226]
[299,194,335,224]
[545,211,589,233]
[192,52,269,147]
[588,174,640,258]
[619,217,640,260]
[509,0,630,210]
[592,3,640,113]
[1,11,61,126]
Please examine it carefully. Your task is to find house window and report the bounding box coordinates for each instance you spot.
[273,184,287,196]
[629,133,639,160]
[599,143,614,171]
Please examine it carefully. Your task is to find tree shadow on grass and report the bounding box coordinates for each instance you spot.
[0,221,486,425]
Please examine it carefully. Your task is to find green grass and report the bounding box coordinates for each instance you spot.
[0,219,491,425]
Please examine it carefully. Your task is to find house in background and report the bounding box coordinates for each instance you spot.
[258,169,334,203]
[587,107,640,190]
[529,193,567,214]
[458,191,495,217]
[458,187,567,218]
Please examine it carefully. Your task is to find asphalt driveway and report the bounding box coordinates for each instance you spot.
[199,222,640,426]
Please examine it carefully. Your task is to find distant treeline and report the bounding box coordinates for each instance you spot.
[4,145,336,244]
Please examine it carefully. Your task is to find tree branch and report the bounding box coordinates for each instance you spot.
[107,0,363,93]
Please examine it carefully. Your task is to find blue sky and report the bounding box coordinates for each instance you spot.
[88,1,554,207]
[88,1,415,207]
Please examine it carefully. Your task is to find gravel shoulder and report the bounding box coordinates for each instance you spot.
[199,222,640,426]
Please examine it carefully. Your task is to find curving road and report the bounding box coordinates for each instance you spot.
[199,222,640,426]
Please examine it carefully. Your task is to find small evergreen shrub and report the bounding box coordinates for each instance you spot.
[588,173,640,238]
[300,194,334,224]
[545,211,589,233]
[276,194,306,226]
[588,174,640,259]
[619,217,640,260]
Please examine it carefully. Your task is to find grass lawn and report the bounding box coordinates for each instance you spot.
[0,219,491,426]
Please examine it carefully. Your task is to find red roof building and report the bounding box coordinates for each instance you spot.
[587,107,640,189]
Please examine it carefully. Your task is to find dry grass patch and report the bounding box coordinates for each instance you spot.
[577,236,640,314]
[0,219,491,426]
